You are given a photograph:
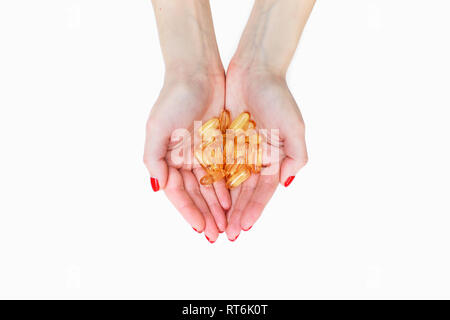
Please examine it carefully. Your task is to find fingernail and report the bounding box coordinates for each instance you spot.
[205,235,215,243]
[284,176,295,187]
[230,234,240,242]
[193,227,201,233]
[150,177,160,192]
[243,226,252,231]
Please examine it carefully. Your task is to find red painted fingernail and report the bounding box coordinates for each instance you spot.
[150,177,160,192]
[243,226,252,231]
[230,234,240,242]
[284,176,295,187]
[193,227,201,233]
[205,235,215,243]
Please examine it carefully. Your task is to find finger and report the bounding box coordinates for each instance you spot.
[163,167,205,232]
[240,164,279,231]
[143,119,170,191]
[279,123,308,187]
[227,186,240,221]
[193,167,227,232]
[225,174,259,241]
[180,169,219,243]
[213,179,231,210]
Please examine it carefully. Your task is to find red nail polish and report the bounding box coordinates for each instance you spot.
[284,176,295,187]
[205,235,215,243]
[243,226,252,231]
[193,227,201,233]
[230,234,240,242]
[150,177,160,192]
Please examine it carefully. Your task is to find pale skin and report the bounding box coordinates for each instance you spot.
[144,0,315,242]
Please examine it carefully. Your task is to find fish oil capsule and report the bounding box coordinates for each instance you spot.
[194,147,208,169]
[245,120,256,130]
[212,144,224,167]
[200,169,226,185]
[224,132,235,165]
[219,110,231,132]
[246,141,256,166]
[198,135,215,150]
[246,132,259,163]
[253,144,262,173]
[225,160,245,178]
[229,112,250,131]
[204,142,223,168]
[198,118,219,136]
[226,167,251,189]
[235,132,247,161]
[202,127,221,144]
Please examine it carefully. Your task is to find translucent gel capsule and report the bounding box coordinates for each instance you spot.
[203,142,223,168]
[198,118,219,136]
[225,159,245,178]
[235,132,247,161]
[253,145,262,173]
[247,141,256,166]
[202,127,221,143]
[226,167,251,189]
[198,135,215,150]
[194,148,208,169]
[200,169,226,185]
[229,112,250,131]
[212,144,224,167]
[245,120,256,130]
[219,110,231,132]
[224,133,235,165]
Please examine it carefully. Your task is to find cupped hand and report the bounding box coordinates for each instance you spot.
[224,63,308,241]
[144,72,231,242]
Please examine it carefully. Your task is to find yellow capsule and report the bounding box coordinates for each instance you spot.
[229,112,250,131]
[226,167,251,189]
[245,120,256,130]
[209,147,224,168]
[198,135,215,150]
[225,160,245,178]
[246,132,259,164]
[194,147,209,168]
[198,118,219,136]
[224,133,235,165]
[235,132,246,161]
[200,174,214,185]
[253,144,262,173]
[200,169,226,185]
[219,110,231,132]
[247,141,256,166]
[202,128,221,144]
[203,140,223,167]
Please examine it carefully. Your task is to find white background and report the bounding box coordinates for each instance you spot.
[0,0,449,299]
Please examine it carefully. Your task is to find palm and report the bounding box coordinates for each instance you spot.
[145,77,231,242]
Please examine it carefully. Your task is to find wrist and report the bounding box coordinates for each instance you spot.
[164,64,225,90]
[228,56,286,84]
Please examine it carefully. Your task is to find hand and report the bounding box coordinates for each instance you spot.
[223,63,308,241]
[223,0,314,240]
[144,72,231,242]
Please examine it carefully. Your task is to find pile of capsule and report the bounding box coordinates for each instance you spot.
[194,110,262,189]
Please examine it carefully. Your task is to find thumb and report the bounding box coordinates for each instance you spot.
[279,124,308,187]
[143,120,170,192]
